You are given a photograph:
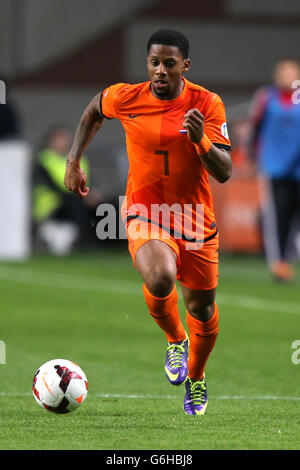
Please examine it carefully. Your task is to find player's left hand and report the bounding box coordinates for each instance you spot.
[182,108,205,144]
[64,158,90,199]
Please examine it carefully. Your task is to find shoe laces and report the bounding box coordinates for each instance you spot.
[166,343,185,368]
[189,379,207,405]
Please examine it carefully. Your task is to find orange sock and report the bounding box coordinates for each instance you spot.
[143,283,186,343]
[186,302,219,381]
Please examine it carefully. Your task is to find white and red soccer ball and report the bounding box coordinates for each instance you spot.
[32,359,88,413]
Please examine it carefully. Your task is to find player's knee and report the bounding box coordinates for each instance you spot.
[146,265,176,298]
[187,301,214,322]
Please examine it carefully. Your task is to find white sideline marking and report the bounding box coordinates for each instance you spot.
[1,392,300,401]
[0,266,299,315]
[94,394,300,401]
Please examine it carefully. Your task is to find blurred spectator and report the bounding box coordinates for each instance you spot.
[33,124,101,254]
[248,58,300,282]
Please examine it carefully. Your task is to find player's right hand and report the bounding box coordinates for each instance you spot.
[64,158,90,199]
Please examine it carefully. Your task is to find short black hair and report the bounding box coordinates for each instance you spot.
[147,29,189,59]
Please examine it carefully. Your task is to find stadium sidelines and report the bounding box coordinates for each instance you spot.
[0,392,300,400]
[0,265,299,315]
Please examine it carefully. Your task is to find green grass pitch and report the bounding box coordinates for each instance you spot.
[0,248,299,450]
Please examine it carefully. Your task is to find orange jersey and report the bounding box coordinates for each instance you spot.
[99,77,231,242]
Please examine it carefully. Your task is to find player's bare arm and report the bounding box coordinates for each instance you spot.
[183,108,232,183]
[64,93,104,198]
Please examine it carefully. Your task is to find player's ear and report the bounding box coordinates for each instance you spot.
[182,59,190,74]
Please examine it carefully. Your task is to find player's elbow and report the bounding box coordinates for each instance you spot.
[218,168,232,183]
[216,163,232,183]
[216,150,232,183]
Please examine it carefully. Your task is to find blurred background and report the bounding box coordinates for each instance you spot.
[1,0,300,276]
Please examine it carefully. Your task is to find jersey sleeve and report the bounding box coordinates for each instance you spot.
[204,94,231,150]
[99,83,125,119]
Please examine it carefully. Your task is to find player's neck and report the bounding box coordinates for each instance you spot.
[172,78,185,100]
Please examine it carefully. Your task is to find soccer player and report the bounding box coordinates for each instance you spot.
[64,30,232,415]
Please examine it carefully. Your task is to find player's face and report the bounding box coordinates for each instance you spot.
[147,44,190,100]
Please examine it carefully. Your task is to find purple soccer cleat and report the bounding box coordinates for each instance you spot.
[164,336,189,386]
[183,375,208,415]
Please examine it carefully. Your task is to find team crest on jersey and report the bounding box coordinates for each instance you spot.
[221,122,229,139]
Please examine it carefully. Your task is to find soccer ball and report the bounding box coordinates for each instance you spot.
[32,359,88,413]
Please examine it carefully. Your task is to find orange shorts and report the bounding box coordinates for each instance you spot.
[126,219,219,291]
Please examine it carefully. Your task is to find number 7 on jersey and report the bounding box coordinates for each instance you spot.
[155,150,169,176]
